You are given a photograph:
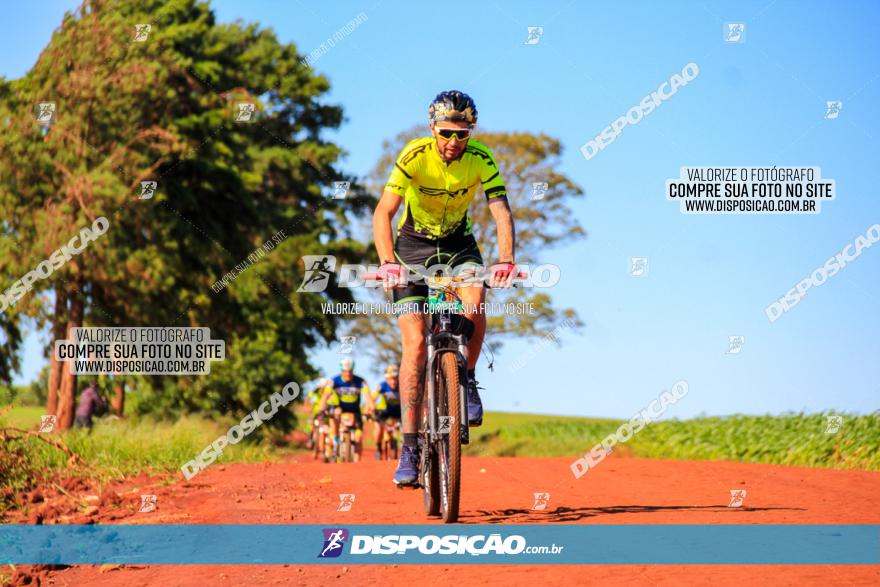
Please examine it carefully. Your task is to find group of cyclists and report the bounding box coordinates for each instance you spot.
[305,357,402,463]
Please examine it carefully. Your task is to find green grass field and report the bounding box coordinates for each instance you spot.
[0,406,290,513]
[1,405,44,429]
[467,410,880,470]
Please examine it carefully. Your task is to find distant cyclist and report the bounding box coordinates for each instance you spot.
[372,90,518,485]
[370,365,402,460]
[306,379,330,452]
[318,357,375,462]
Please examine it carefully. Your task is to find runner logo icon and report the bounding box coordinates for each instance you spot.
[138,494,157,513]
[36,102,56,126]
[38,415,57,433]
[724,23,745,43]
[140,181,157,200]
[726,335,745,354]
[530,182,548,201]
[524,26,544,45]
[531,492,550,511]
[234,102,255,122]
[825,415,843,434]
[319,528,350,558]
[337,494,356,512]
[629,256,648,277]
[338,336,356,355]
[298,255,337,292]
[333,181,350,199]
[728,489,747,508]
[824,101,843,120]
[133,24,152,42]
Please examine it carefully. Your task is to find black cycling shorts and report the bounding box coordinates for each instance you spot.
[377,406,402,421]
[392,230,484,311]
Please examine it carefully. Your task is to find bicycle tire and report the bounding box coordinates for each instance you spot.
[342,431,352,463]
[439,352,462,523]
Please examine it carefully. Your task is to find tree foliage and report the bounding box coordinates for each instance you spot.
[0,0,372,429]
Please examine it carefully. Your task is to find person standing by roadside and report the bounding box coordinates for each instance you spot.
[74,380,105,430]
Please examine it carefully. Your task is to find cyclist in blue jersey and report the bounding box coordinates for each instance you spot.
[318,357,375,462]
[370,365,402,460]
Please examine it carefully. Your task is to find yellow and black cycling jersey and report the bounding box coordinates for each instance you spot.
[372,381,402,419]
[372,381,400,412]
[384,136,508,240]
[307,389,325,416]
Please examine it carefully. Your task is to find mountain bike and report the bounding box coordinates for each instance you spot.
[312,413,333,462]
[335,411,359,463]
[367,268,525,523]
[367,412,401,460]
[382,416,401,460]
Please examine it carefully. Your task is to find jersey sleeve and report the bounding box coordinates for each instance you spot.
[384,142,420,197]
[480,148,507,202]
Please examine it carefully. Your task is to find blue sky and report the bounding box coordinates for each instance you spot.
[4,1,879,419]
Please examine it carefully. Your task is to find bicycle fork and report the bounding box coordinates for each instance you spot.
[425,338,437,443]
[424,335,470,446]
[457,337,470,446]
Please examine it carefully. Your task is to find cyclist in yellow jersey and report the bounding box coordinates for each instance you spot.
[305,384,321,446]
[372,90,518,486]
[307,380,330,418]
[306,379,332,456]
[370,365,402,460]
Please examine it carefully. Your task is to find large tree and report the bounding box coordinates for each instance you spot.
[349,126,586,366]
[0,0,370,430]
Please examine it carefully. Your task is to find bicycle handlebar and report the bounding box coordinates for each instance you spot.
[362,270,528,282]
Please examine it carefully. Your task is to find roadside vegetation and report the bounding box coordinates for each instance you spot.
[3,402,877,516]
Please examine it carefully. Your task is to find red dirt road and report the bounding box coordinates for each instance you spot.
[24,455,880,586]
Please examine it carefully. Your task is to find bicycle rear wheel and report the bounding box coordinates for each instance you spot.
[438,352,462,523]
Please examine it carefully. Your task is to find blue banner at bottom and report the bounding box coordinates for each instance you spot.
[1,524,878,564]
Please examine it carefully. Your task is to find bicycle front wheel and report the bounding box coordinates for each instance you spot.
[438,352,462,523]
[342,432,352,463]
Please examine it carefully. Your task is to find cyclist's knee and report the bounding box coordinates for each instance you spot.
[401,329,425,352]
[399,314,426,350]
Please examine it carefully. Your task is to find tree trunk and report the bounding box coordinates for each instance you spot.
[111,380,125,416]
[46,287,67,416]
[57,279,84,431]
